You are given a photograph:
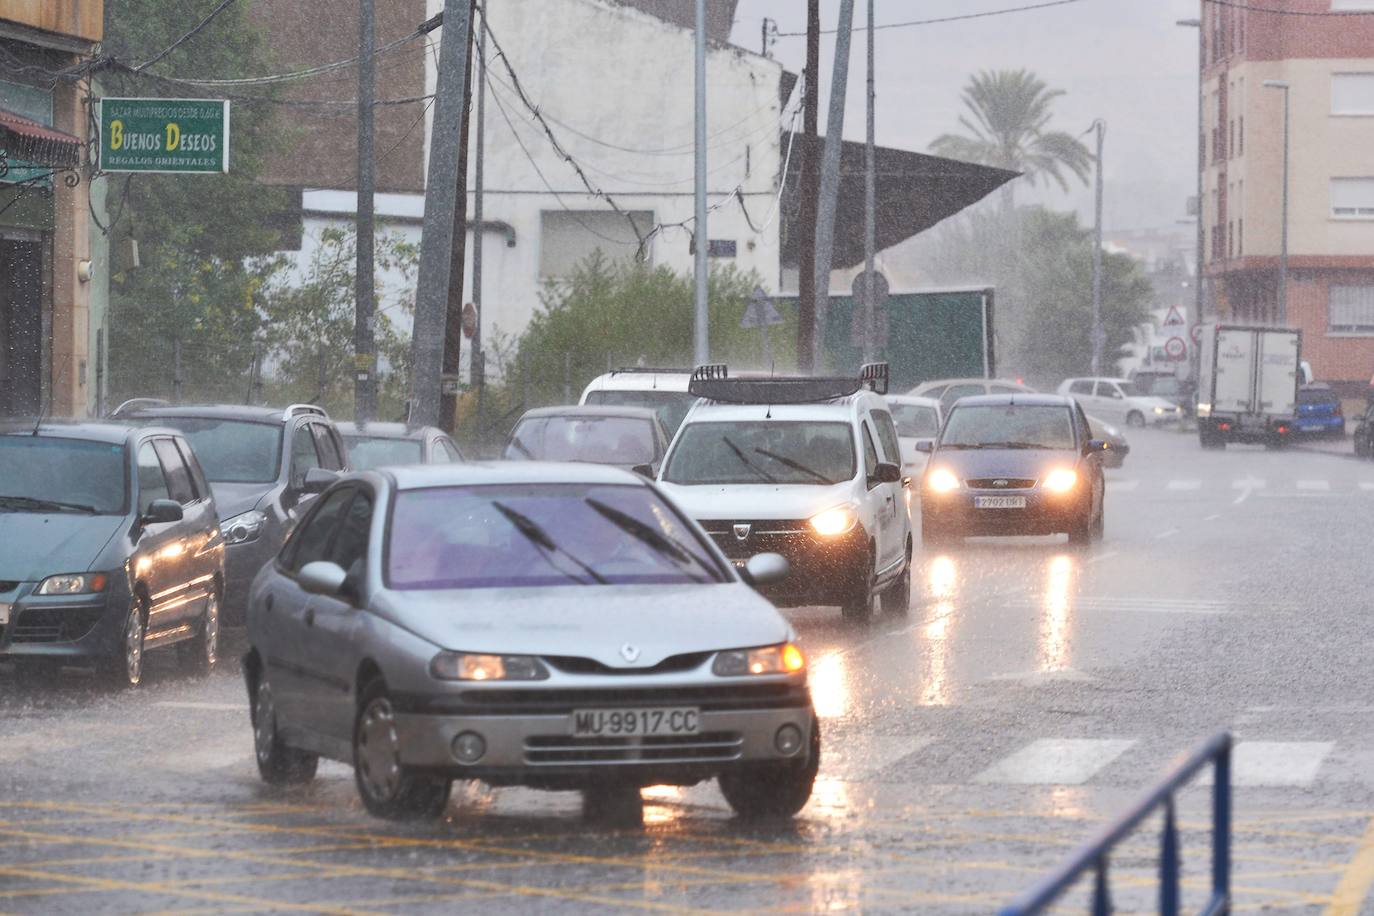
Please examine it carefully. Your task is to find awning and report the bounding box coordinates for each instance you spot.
[780,135,1019,271]
[0,108,82,169]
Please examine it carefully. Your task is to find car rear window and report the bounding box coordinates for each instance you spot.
[506,415,656,465]
[890,404,939,438]
[1299,388,1340,405]
[344,436,424,470]
[385,483,725,589]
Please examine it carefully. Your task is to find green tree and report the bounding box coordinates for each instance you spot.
[930,69,1093,209]
[104,0,291,404]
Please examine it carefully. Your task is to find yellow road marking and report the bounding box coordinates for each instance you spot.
[1325,814,1374,916]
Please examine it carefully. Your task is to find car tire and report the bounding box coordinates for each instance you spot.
[101,598,147,689]
[180,589,220,676]
[1126,411,1146,428]
[840,551,876,623]
[1067,511,1093,546]
[1357,435,1371,459]
[354,678,451,820]
[718,719,820,820]
[1198,428,1225,450]
[1091,499,1105,541]
[881,546,912,616]
[253,676,318,785]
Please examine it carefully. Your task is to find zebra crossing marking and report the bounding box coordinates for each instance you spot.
[1298,480,1332,492]
[1167,479,1202,491]
[974,738,1135,786]
[1106,479,1139,492]
[1197,741,1335,788]
[824,736,935,783]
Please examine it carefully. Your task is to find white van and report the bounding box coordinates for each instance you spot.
[579,368,698,434]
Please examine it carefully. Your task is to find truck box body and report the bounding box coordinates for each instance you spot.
[1197,324,1301,447]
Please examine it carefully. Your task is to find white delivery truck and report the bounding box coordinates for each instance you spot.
[1196,324,1302,449]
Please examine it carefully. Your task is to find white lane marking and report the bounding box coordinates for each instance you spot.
[825,736,934,782]
[1155,528,1179,540]
[975,738,1135,786]
[1198,741,1334,788]
[1001,596,1234,614]
[153,701,248,712]
[1204,513,1222,521]
[1106,479,1139,492]
[1233,475,1265,505]
[1085,550,1119,564]
[1167,480,1202,491]
[1361,482,1374,492]
[1297,480,1331,492]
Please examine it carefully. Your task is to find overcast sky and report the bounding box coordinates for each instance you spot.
[729,0,1202,231]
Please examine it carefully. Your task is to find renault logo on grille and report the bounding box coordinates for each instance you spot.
[733,523,752,541]
[993,479,1010,488]
[619,643,641,663]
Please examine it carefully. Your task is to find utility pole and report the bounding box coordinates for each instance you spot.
[354,0,376,423]
[862,0,876,362]
[1177,18,1204,374]
[1263,79,1291,325]
[692,0,709,365]
[410,0,472,428]
[438,0,477,434]
[811,0,857,370]
[471,11,487,440]
[796,0,820,372]
[1090,119,1105,376]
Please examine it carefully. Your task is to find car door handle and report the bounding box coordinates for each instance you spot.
[305,607,315,627]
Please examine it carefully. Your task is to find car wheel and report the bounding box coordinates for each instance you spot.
[354,679,451,820]
[180,589,220,676]
[840,551,876,623]
[718,719,820,819]
[1357,435,1371,459]
[881,546,912,616]
[101,598,147,689]
[1067,511,1093,546]
[253,676,318,785]
[1126,411,1146,428]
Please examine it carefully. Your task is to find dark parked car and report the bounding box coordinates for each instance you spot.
[919,394,1108,546]
[335,422,464,470]
[110,402,347,621]
[0,422,225,686]
[1295,384,1346,438]
[1355,402,1374,458]
[503,405,671,474]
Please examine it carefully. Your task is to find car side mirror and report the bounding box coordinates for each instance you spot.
[298,560,348,597]
[301,467,339,494]
[1085,438,1108,454]
[631,463,655,478]
[870,462,902,485]
[142,498,183,525]
[741,552,789,587]
[914,440,934,454]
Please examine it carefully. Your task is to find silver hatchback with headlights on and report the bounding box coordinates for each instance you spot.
[242,461,817,821]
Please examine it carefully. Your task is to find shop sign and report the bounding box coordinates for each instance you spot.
[98,98,229,173]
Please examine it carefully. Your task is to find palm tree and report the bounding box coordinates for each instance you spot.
[931,69,1093,209]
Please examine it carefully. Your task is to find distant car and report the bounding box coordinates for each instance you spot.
[907,377,1037,413]
[336,422,464,470]
[919,394,1108,546]
[1086,415,1129,469]
[884,394,943,479]
[1294,384,1345,439]
[1128,369,1195,417]
[0,422,225,686]
[242,462,817,821]
[579,367,699,435]
[1058,377,1183,428]
[503,405,670,474]
[1355,401,1374,458]
[110,401,347,622]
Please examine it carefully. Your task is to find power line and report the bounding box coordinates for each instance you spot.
[158,28,425,87]
[776,0,1090,36]
[137,0,239,71]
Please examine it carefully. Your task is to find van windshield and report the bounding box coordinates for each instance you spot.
[663,421,855,485]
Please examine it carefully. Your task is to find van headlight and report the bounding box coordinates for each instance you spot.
[220,510,267,545]
[430,653,549,681]
[713,643,805,676]
[809,506,857,537]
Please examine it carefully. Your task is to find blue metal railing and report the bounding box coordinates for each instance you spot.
[1000,731,1232,916]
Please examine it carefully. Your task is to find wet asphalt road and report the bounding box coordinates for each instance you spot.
[4,428,1374,914]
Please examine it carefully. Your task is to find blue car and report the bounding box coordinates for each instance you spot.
[1295,384,1346,438]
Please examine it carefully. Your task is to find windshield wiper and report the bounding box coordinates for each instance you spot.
[0,495,99,514]
[584,498,712,583]
[720,436,775,482]
[753,447,835,484]
[491,501,607,585]
[980,441,1053,450]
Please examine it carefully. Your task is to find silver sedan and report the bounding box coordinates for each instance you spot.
[242,461,817,820]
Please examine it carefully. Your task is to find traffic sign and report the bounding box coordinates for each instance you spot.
[1164,336,1187,360]
[1163,305,1186,327]
[1190,324,1203,344]
[741,286,784,329]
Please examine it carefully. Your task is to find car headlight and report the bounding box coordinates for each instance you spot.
[809,505,858,537]
[925,468,961,493]
[1153,406,1167,415]
[712,643,806,677]
[1042,469,1078,493]
[429,652,549,681]
[220,510,267,546]
[35,573,108,595]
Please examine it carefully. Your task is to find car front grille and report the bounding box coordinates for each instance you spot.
[9,607,104,644]
[965,478,1037,490]
[698,519,815,559]
[543,652,712,676]
[524,731,743,766]
[450,683,809,716]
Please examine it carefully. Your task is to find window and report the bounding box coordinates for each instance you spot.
[860,425,879,481]
[1333,0,1374,10]
[330,492,373,580]
[889,403,940,438]
[1333,74,1374,114]
[136,442,170,514]
[1069,380,1094,396]
[152,418,281,484]
[990,384,1024,394]
[1331,178,1374,218]
[870,410,901,464]
[439,438,464,462]
[0,437,128,514]
[539,210,654,278]
[289,425,321,489]
[310,423,345,470]
[286,488,354,573]
[152,439,196,504]
[940,383,985,410]
[1329,285,1374,334]
[663,421,855,486]
[174,439,210,498]
[1095,382,1125,400]
[344,436,423,470]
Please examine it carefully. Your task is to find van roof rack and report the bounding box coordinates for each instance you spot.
[108,397,170,419]
[688,362,888,404]
[607,366,694,376]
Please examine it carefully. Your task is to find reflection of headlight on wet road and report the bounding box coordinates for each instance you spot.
[1040,554,1075,672]
[927,556,957,600]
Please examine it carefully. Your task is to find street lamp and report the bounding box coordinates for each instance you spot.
[1177,18,1203,360]
[1263,79,1291,324]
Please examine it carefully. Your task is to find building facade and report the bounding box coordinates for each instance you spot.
[1201,0,1374,389]
[0,1,104,418]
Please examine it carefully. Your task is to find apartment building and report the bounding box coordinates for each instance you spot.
[1201,0,1374,389]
